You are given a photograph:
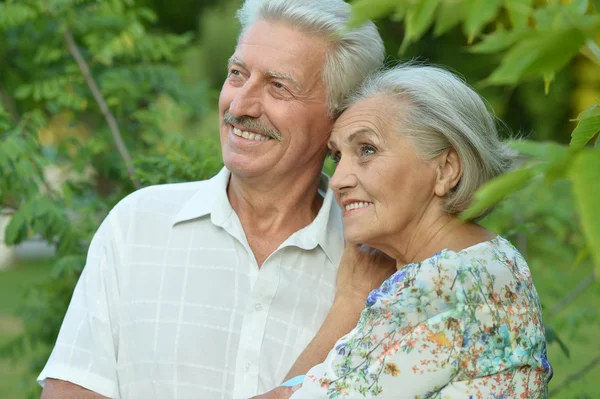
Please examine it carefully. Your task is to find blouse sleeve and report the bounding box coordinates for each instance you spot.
[290,254,466,399]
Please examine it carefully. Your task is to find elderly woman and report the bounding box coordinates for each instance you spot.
[268,65,553,398]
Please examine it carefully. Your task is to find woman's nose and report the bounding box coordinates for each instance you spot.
[330,156,357,194]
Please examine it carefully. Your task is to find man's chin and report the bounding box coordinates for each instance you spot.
[223,158,273,179]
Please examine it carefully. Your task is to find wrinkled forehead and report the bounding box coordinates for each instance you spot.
[234,20,329,88]
[331,96,403,143]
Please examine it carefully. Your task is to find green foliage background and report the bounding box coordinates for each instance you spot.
[0,0,599,397]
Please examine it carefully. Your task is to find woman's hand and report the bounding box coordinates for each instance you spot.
[250,386,299,399]
[335,244,397,305]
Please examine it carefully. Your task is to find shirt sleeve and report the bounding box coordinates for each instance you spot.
[290,256,466,399]
[37,211,122,398]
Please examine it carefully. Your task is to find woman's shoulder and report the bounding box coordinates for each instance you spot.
[368,236,536,309]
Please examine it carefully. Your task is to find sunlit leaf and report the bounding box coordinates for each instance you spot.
[570,104,600,150]
[348,0,399,27]
[461,166,537,220]
[469,28,532,54]
[543,72,554,94]
[401,0,440,52]
[570,150,600,272]
[464,0,502,41]
[434,0,465,36]
[483,28,586,86]
[504,0,534,29]
[508,140,570,162]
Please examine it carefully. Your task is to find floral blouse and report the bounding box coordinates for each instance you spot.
[290,236,553,398]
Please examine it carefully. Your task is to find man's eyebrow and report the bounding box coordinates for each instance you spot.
[265,70,300,90]
[228,56,300,90]
[228,56,246,68]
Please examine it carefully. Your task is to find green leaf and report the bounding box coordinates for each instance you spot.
[534,1,594,30]
[390,1,411,22]
[504,0,534,29]
[575,246,590,265]
[52,254,86,278]
[401,0,441,52]
[570,104,600,150]
[508,140,569,162]
[4,209,28,245]
[570,150,600,272]
[0,3,38,29]
[461,166,537,220]
[543,72,554,94]
[483,28,586,86]
[464,0,502,41]
[348,0,400,27]
[434,0,466,36]
[469,28,532,54]
[568,0,590,15]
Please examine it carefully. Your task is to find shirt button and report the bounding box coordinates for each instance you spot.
[243,362,251,371]
[254,303,263,311]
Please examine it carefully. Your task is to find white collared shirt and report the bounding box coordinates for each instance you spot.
[38,168,344,399]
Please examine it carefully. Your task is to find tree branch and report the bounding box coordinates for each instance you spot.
[0,87,19,123]
[549,353,600,397]
[62,29,141,190]
[548,270,596,319]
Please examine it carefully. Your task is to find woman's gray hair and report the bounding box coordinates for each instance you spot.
[236,0,385,117]
[346,64,516,219]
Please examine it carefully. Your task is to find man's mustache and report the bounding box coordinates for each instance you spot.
[223,112,282,142]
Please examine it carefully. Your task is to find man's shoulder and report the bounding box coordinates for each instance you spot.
[109,178,218,224]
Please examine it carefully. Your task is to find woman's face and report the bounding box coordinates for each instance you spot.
[328,95,443,250]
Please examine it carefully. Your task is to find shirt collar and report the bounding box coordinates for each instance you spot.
[171,167,232,226]
[289,174,344,264]
[172,168,344,264]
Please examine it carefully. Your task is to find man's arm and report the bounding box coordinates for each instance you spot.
[41,379,110,399]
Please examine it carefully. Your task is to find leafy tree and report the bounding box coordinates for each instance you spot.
[0,0,221,396]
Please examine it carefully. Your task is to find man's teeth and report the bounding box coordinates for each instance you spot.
[233,127,270,141]
[344,202,371,211]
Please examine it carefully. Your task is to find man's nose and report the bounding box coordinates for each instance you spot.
[228,79,263,119]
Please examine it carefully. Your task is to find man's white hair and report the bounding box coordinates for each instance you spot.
[236,0,385,117]
[345,64,517,219]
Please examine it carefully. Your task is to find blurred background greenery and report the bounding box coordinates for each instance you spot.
[0,0,599,398]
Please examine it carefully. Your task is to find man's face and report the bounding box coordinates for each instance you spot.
[218,20,334,179]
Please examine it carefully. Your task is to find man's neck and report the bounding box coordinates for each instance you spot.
[227,168,325,267]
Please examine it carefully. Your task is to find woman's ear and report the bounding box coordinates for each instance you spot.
[434,149,462,197]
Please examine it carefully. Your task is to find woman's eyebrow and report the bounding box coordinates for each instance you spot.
[346,128,376,144]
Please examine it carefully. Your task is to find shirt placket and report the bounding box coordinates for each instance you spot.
[233,252,281,399]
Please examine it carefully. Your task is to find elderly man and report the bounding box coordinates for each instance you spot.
[38,0,385,398]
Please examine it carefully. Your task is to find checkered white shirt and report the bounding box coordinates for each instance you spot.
[38,167,344,398]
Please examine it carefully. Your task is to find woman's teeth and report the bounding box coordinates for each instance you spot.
[233,127,270,141]
[344,202,371,211]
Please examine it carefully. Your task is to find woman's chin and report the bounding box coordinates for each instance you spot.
[343,231,372,246]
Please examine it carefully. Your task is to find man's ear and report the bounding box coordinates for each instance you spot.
[434,148,462,197]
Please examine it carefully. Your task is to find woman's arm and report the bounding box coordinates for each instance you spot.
[285,244,396,379]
